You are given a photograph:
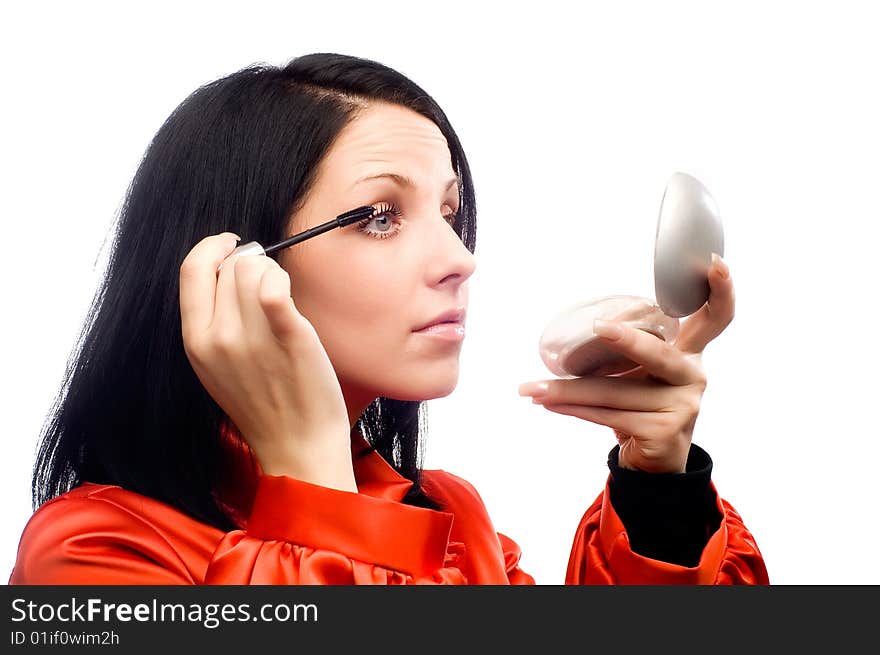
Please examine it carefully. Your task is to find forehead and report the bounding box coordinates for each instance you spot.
[318,102,455,190]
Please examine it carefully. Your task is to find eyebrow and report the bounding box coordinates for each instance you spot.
[352,172,461,193]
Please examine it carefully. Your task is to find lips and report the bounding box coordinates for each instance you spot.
[414,308,466,332]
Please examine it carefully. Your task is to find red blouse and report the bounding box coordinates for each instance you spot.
[8,426,768,585]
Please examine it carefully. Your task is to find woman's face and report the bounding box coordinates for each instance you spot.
[279,101,476,427]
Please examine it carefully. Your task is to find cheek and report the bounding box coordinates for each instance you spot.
[283,243,460,400]
[288,248,415,365]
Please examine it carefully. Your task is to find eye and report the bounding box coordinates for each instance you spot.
[356,202,461,240]
[357,201,403,240]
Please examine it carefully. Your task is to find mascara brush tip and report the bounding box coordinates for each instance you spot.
[335,205,376,227]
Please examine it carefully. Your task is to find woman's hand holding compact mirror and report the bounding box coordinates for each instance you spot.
[519,173,735,473]
[538,172,725,378]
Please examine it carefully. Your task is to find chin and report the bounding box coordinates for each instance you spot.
[380,371,460,402]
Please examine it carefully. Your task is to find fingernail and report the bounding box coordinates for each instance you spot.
[519,381,548,398]
[711,253,729,279]
[593,319,622,340]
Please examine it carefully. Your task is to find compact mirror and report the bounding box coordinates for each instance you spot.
[538,172,724,378]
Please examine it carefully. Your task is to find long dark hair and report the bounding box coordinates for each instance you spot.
[32,53,477,530]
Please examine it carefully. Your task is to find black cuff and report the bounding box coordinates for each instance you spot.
[607,443,723,567]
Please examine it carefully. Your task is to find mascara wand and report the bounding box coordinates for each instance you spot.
[217,205,376,273]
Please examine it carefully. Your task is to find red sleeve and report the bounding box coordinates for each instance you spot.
[8,476,465,585]
[204,474,463,584]
[565,477,769,584]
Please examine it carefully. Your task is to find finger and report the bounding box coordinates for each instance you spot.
[259,265,302,342]
[675,253,735,354]
[539,402,670,436]
[521,376,676,412]
[591,320,698,386]
[615,357,703,387]
[211,243,247,335]
[179,232,240,342]
[233,254,277,338]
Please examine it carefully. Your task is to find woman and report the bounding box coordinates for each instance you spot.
[8,53,768,584]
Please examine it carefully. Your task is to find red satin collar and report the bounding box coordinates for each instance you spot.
[212,421,414,528]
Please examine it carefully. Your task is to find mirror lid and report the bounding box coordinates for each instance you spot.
[654,172,725,318]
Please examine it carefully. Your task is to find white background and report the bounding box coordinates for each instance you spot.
[2,1,878,585]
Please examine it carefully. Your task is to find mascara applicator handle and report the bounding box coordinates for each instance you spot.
[217,241,266,273]
[214,205,377,274]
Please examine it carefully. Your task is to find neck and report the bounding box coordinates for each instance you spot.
[341,382,378,433]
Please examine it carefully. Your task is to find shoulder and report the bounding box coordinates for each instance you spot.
[10,482,213,584]
[20,481,223,539]
[14,483,169,550]
[22,482,176,529]
[20,482,144,528]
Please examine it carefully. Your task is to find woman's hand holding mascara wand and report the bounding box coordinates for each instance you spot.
[179,232,357,493]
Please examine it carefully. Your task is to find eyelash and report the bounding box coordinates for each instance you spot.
[356,201,459,240]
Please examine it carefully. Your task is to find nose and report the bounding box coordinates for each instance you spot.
[428,213,476,288]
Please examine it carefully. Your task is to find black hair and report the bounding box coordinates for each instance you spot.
[32,53,477,530]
